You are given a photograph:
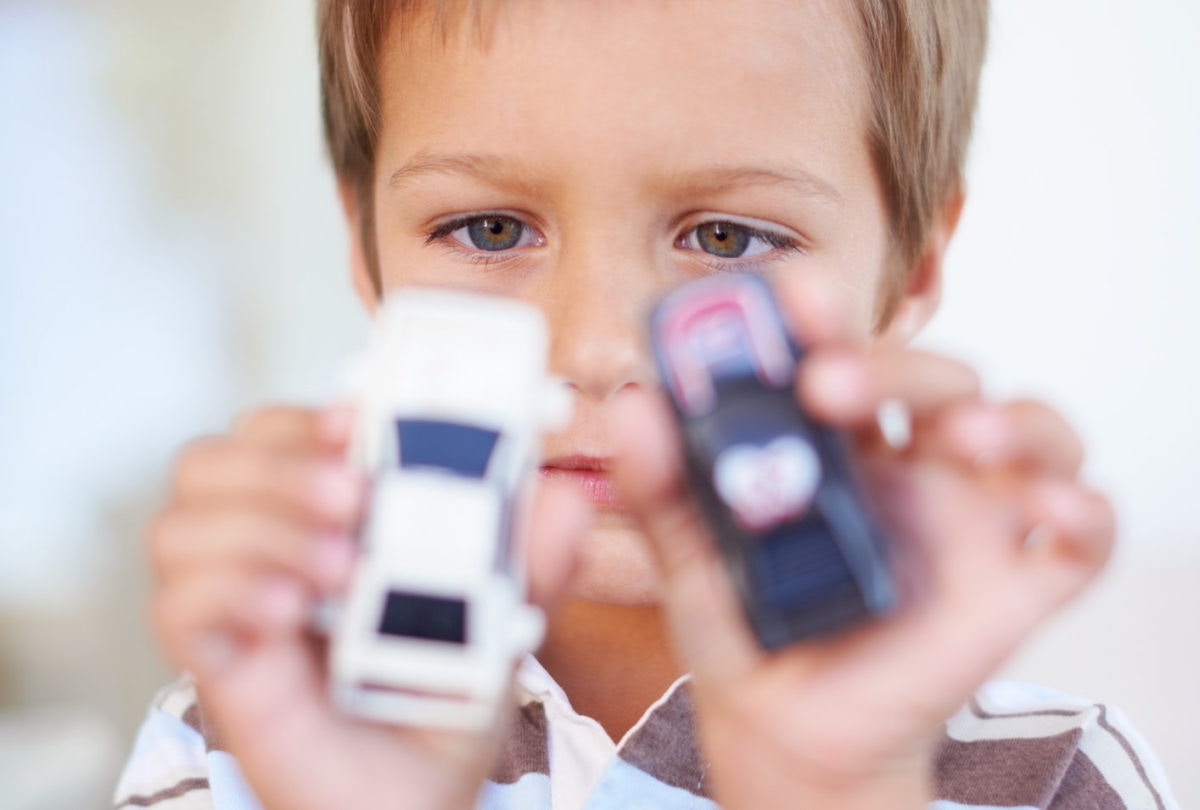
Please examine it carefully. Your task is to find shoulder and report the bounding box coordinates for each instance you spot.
[934,680,1178,810]
[113,676,215,808]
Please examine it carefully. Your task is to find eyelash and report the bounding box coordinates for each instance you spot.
[681,224,803,273]
[423,213,532,267]
[424,215,515,245]
[423,213,803,271]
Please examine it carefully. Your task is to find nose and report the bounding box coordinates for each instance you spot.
[537,241,662,402]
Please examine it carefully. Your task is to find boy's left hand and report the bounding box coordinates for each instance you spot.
[609,273,1115,810]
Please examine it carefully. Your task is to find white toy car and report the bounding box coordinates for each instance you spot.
[329,288,572,728]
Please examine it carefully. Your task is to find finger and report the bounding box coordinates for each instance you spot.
[171,439,367,528]
[149,506,357,594]
[608,388,763,684]
[826,477,1113,711]
[523,478,591,608]
[799,347,981,425]
[234,404,355,453]
[1020,479,1116,603]
[936,400,1085,477]
[609,389,711,574]
[770,271,862,348]
[156,572,311,675]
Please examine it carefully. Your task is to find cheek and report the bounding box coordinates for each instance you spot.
[797,260,887,340]
[821,228,895,338]
[846,282,883,336]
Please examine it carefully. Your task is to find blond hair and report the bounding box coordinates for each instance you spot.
[317,0,988,322]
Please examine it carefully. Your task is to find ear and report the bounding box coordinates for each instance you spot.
[878,189,966,345]
[338,180,380,316]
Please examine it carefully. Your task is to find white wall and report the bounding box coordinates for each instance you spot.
[921,2,1200,565]
[0,1,1195,807]
[917,4,1200,806]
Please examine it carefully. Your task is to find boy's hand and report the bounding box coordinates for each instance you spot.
[609,274,1115,810]
[150,405,588,810]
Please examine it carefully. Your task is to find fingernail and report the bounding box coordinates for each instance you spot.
[311,465,363,521]
[1041,481,1097,532]
[313,533,358,590]
[806,354,865,411]
[876,398,912,450]
[319,404,355,443]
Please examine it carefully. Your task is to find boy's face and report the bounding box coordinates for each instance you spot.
[353,0,933,605]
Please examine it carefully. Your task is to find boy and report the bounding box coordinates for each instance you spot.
[115,1,1177,808]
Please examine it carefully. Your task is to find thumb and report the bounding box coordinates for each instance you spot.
[607,388,764,685]
[522,477,591,609]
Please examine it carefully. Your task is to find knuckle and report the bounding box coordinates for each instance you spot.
[1008,397,1067,430]
[215,509,294,565]
[887,349,981,404]
[235,404,322,451]
[1008,398,1086,463]
[924,397,987,456]
[234,404,290,438]
[946,357,982,394]
[912,350,981,394]
[170,436,226,492]
[1086,489,1118,540]
[145,510,181,571]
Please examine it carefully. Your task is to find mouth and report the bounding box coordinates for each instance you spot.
[538,455,621,510]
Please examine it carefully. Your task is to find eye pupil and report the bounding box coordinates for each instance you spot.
[697,221,748,258]
[467,216,524,250]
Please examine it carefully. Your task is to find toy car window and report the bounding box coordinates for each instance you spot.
[395,419,500,478]
[691,311,758,382]
[377,590,467,644]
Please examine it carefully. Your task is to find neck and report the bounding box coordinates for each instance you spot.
[536,599,683,742]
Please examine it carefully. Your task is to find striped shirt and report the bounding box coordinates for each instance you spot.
[113,657,1178,810]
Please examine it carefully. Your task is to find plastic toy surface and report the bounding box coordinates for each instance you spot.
[329,288,572,728]
[649,274,894,650]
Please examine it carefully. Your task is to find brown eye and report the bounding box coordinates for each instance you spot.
[680,220,799,265]
[695,221,751,258]
[466,216,524,250]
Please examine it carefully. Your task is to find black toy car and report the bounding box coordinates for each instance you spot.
[649,273,894,649]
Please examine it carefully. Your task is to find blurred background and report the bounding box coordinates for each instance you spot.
[0,1,1196,807]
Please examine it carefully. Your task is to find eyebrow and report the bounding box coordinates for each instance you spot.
[387,152,539,196]
[387,151,843,204]
[667,164,844,205]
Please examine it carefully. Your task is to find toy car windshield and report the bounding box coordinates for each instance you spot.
[395,418,500,479]
[658,281,795,418]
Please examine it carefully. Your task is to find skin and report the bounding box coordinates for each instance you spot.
[149,2,1114,808]
[358,0,934,738]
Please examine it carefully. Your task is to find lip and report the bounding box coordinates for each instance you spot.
[539,455,621,509]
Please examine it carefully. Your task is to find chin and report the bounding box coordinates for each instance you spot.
[567,516,663,605]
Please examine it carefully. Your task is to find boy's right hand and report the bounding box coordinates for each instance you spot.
[150,405,587,810]
[608,274,1115,810]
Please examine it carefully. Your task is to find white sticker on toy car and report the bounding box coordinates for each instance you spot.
[713,435,821,532]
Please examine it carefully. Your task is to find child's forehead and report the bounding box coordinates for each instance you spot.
[377,0,871,182]
[385,0,866,83]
